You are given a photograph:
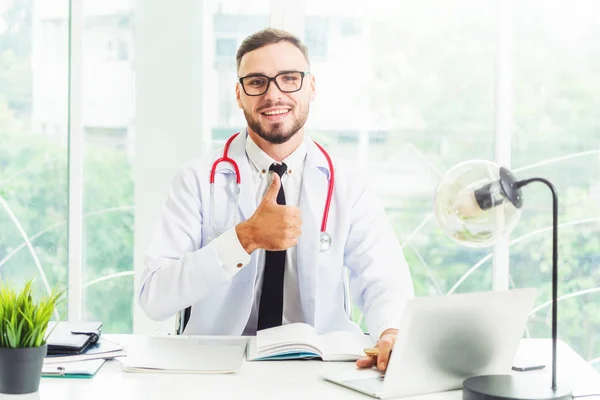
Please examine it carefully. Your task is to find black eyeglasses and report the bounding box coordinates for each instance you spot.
[238,71,310,96]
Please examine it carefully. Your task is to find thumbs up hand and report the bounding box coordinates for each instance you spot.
[235,173,303,254]
[260,171,285,206]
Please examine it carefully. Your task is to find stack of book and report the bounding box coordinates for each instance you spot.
[42,322,126,378]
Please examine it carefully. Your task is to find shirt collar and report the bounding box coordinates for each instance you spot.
[245,132,307,175]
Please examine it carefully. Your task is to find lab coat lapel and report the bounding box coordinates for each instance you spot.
[297,139,331,326]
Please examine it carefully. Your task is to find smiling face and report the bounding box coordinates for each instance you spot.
[236,41,316,145]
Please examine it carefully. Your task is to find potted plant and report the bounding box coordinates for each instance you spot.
[0,280,62,394]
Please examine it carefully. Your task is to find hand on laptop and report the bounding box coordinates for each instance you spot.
[356,328,397,372]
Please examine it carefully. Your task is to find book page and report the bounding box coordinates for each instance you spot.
[319,331,375,361]
[256,323,321,355]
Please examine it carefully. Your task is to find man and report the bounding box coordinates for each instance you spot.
[138,28,414,371]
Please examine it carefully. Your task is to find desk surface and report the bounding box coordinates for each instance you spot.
[1,337,598,400]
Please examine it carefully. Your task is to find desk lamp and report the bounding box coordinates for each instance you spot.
[433,160,571,400]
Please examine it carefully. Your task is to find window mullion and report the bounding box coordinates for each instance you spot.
[492,0,514,291]
[67,0,84,321]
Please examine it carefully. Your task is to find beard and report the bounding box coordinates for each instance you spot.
[244,103,309,144]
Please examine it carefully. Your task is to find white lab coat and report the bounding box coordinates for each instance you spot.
[138,131,414,339]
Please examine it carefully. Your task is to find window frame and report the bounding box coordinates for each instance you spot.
[64,0,515,330]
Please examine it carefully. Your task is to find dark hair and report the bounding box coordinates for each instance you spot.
[236,28,310,71]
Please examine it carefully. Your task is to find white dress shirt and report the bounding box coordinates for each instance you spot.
[212,134,307,335]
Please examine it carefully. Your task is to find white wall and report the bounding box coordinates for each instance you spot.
[133,0,206,334]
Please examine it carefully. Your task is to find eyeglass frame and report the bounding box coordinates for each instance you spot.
[238,70,311,96]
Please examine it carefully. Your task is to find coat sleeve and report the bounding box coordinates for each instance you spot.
[138,165,244,321]
[343,174,415,340]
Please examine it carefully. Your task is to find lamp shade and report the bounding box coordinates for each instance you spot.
[434,160,523,248]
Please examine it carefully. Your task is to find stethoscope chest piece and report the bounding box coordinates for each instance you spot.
[320,232,331,252]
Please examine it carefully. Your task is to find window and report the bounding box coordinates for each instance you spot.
[301,1,600,372]
[305,17,329,59]
[304,0,497,309]
[82,0,135,333]
[215,37,237,57]
[2,0,598,372]
[0,0,69,318]
[207,1,271,150]
[511,0,600,370]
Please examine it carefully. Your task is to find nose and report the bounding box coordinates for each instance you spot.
[263,78,284,102]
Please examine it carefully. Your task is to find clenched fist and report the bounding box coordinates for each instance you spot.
[236,173,302,253]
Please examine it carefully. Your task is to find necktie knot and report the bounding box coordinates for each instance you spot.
[269,162,287,178]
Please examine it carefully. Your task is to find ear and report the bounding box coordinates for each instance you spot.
[235,83,243,109]
[308,74,316,102]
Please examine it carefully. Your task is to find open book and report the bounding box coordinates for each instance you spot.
[247,323,374,361]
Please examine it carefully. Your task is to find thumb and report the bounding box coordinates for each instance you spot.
[263,172,281,203]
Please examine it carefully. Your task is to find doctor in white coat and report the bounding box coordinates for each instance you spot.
[138,28,414,371]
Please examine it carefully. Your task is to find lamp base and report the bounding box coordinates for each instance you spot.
[463,375,572,400]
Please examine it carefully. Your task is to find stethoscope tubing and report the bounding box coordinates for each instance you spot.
[209,132,334,250]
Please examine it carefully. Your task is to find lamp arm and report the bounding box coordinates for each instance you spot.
[515,177,559,391]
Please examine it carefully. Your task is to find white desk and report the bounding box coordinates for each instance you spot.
[1,338,598,400]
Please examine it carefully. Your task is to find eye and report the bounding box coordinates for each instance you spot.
[281,74,299,82]
[247,78,266,86]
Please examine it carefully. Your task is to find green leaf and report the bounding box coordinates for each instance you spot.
[0,280,64,349]
[6,322,18,348]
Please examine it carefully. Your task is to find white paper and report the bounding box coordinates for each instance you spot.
[121,336,247,374]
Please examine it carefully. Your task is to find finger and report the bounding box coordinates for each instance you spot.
[284,218,302,228]
[356,356,376,369]
[265,243,288,251]
[284,226,302,239]
[283,206,301,219]
[266,237,298,251]
[288,227,302,238]
[262,173,281,203]
[283,237,299,249]
[289,207,302,219]
[376,336,394,371]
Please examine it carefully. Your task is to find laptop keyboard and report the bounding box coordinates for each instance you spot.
[343,375,385,394]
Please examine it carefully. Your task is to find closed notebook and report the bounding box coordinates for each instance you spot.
[247,323,375,361]
[46,321,103,355]
[44,337,126,364]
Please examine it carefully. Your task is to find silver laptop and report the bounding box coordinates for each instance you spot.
[321,288,538,399]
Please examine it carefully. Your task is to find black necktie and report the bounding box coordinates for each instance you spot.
[257,162,288,330]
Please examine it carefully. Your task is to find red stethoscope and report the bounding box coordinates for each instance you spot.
[210,132,334,252]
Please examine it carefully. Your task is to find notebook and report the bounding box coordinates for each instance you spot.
[46,321,103,355]
[42,359,106,379]
[121,336,247,374]
[44,337,126,364]
[247,323,374,361]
